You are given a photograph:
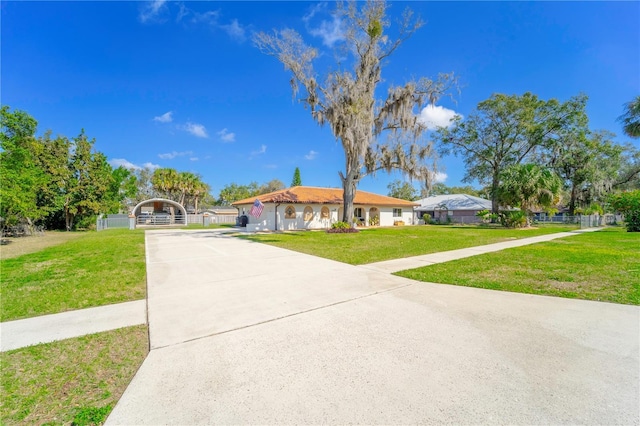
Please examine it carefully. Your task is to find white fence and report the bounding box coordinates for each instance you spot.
[533,215,579,224]
[160,214,237,225]
[580,214,603,228]
[97,214,130,231]
[136,214,186,226]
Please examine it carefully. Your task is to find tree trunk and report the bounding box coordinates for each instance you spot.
[340,169,358,223]
[194,196,199,215]
[491,173,500,215]
[25,217,34,236]
[65,209,73,231]
[522,203,531,227]
[568,184,578,216]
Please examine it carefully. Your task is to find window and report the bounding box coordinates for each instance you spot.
[303,206,313,221]
[321,207,330,219]
[284,205,296,219]
[393,208,402,217]
[354,207,363,219]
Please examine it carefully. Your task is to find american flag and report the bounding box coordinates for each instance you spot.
[249,198,264,218]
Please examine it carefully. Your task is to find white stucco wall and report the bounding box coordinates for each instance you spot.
[236,203,414,231]
[378,207,413,226]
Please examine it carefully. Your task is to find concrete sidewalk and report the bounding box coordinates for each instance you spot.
[0,300,146,352]
[107,229,639,425]
[362,228,602,273]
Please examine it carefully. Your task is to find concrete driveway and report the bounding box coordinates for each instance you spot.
[107,229,639,425]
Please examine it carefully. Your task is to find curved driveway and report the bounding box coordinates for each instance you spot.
[107,229,639,425]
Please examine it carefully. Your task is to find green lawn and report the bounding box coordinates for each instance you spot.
[1,325,148,425]
[1,229,146,322]
[241,224,579,265]
[396,227,640,305]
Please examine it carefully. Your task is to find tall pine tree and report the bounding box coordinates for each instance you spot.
[291,167,302,187]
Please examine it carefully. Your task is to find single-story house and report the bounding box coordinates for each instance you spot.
[202,207,239,225]
[232,186,418,231]
[414,194,492,224]
[204,207,239,216]
[532,207,571,223]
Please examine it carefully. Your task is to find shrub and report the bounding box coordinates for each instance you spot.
[331,221,351,230]
[393,220,405,226]
[327,221,359,233]
[368,216,380,226]
[583,204,604,215]
[421,213,431,224]
[327,227,359,234]
[500,210,527,228]
[609,190,640,232]
[475,209,494,224]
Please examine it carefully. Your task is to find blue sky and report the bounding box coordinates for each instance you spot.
[2,1,639,197]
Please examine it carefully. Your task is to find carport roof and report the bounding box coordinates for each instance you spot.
[415,194,492,211]
[232,186,418,207]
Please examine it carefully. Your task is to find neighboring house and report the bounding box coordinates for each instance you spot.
[415,194,492,224]
[202,206,239,225]
[232,186,417,231]
[532,207,571,223]
[205,207,239,216]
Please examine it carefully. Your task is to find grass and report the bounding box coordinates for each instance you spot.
[1,325,148,425]
[396,227,640,305]
[240,224,579,265]
[1,229,146,322]
[1,231,84,260]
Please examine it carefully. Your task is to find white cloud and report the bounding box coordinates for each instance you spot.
[190,157,199,161]
[141,3,244,43]
[153,111,173,123]
[303,3,345,47]
[417,105,460,130]
[183,122,208,138]
[217,128,236,143]
[158,150,193,160]
[109,158,160,171]
[176,3,190,22]
[139,0,168,23]
[305,150,318,160]
[250,144,267,157]
[432,171,447,183]
[220,19,246,41]
[191,10,220,26]
[142,162,161,170]
[110,158,141,170]
[264,164,278,169]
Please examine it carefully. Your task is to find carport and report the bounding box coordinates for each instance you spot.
[131,198,187,226]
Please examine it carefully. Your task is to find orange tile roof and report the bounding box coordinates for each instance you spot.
[232,186,418,207]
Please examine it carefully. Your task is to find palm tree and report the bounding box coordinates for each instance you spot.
[191,179,209,214]
[151,168,179,200]
[497,163,563,226]
[176,172,198,206]
[618,96,640,138]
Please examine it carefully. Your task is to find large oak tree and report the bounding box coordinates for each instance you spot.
[436,93,587,213]
[255,1,456,222]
